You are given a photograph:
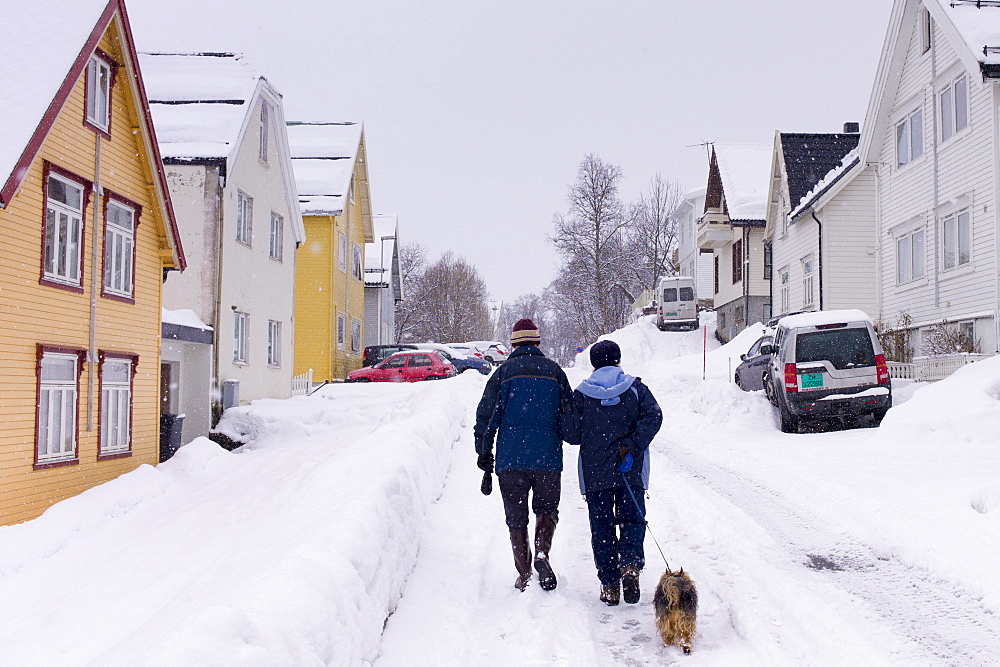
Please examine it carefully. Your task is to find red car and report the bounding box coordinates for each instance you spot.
[346,350,456,382]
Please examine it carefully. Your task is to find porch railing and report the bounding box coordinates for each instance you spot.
[887,353,991,381]
[291,368,314,396]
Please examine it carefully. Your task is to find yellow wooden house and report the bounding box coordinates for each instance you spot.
[287,122,373,380]
[0,0,185,525]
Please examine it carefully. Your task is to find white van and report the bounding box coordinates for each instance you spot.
[655,276,698,331]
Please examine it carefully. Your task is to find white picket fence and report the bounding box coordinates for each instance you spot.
[291,368,314,396]
[887,353,991,382]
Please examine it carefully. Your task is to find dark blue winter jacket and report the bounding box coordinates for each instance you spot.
[564,366,663,494]
[474,345,573,473]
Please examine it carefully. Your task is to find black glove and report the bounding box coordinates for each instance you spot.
[477,451,494,474]
[481,470,493,495]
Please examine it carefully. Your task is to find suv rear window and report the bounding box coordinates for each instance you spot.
[795,328,875,370]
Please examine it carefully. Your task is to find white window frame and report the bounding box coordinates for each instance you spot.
[939,74,969,143]
[259,101,269,163]
[237,191,253,246]
[353,243,364,281]
[100,356,133,456]
[37,351,79,464]
[104,199,135,297]
[267,320,282,367]
[86,55,112,131]
[337,313,346,350]
[44,172,85,286]
[941,208,971,270]
[269,211,284,261]
[351,319,362,353]
[920,7,932,53]
[895,227,925,284]
[338,233,348,272]
[234,311,250,364]
[349,175,356,204]
[895,108,923,168]
[779,269,790,313]
[801,256,815,308]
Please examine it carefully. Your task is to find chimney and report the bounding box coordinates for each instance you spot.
[843,122,860,134]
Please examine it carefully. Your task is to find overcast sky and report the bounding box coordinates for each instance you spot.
[127,0,894,305]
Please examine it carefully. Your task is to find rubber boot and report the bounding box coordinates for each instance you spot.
[533,513,558,591]
[621,564,641,604]
[510,529,532,591]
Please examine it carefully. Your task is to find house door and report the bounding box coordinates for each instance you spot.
[160,362,176,414]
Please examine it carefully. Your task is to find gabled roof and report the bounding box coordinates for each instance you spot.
[141,52,305,244]
[0,0,185,270]
[713,143,772,222]
[930,0,1000,68]
[287,122,364,217]
[779,133,861,210]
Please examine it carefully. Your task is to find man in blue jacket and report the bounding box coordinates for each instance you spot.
[475,319,574,591]
[565,339,662,606]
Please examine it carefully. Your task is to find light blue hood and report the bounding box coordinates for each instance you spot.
[576,366,635,405]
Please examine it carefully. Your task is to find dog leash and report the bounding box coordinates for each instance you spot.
[620,470,671,570]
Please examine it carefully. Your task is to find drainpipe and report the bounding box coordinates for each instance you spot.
[810,210,824,310]
[87,134,102,431]
[743,224,750,328]
[931,25,941,310]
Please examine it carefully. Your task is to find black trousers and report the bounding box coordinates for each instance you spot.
[498,469,561,530]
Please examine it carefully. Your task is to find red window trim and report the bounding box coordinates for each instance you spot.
[40,162,93,294]
[82,48,119,139]
[100,189,142,304]
[34,343,87,470]
[96,350,138,461]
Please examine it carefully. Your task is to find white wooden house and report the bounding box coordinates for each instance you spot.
[851,0,1000,356]
[698,144,772,342]
[142,52,305,436]
[674,187,712,305]
[364,214,401,347]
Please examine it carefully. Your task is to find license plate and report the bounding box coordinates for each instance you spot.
[666,312,677,316]
[801,373,824,388]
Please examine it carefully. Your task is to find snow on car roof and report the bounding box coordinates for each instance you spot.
[778,309,873,329]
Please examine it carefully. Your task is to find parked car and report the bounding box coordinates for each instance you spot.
[414,343,491,375]
[347,350,456,382]
[363,344,418,367]
[463,341,510,365]
[655,276,698,331]
[762,310,891,433]
[448,343,486,360]
[734,334,774,391]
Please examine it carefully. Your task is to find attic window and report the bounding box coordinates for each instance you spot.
[259,102,269,162]
[920,8,932,54]
[85,55,112,132]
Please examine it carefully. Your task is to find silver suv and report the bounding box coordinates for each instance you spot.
[763,310,891,433]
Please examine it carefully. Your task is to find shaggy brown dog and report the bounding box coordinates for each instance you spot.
[652,568,698,654]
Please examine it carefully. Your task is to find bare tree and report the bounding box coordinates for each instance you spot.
[408,251,492,343]
[626,173,682,292]
[394,242,430,343]
[549,154,633,340]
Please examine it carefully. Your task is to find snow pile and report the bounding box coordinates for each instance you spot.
[0,374,482,664]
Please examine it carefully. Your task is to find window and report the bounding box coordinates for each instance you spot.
[920,8,932,53]
[269,212,283,261]
[44,172,85,286]
[259,102,269,162]
[896,228,925,283]
[349,175,356,204]
[802,256,815,308]
[338,233,348,272]
[86,55,112,131]
[734,305,744,328]
[37,350,80,464]
[713,255,719,295]
[237,191,253,245]
[781,213,789,237]
[940,75,968,142]
[234,312,250,363]
[353,243,364,281]
[351,319,362,353]
[100,355,134,456]
[896,108,923,168]
[267,320,282,367]
[337,313,346,349]
[679,286,694,302]
[731,239,743,284]
[780,270,790,313]
[383,355,406,369]
[103,199,135,298]
[409,354,433,367]
[941,208,971,270]
[763,242,772,280]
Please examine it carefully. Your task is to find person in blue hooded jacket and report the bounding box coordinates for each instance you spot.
[565,339,663,606]
[474,319,574,592]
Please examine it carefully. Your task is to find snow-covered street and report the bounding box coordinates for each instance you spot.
[2,314,1000,665]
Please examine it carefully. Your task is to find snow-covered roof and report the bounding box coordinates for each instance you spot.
[790,148,861,220]
[0,0,111,200]
[364,214,398,282]
[162,308,212,330]
[932,0,1000,66]
[287,122,363,216]
[778,309,873,329]
[140,53,261,160]
[714,143,772,221]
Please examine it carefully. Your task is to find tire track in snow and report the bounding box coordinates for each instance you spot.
[669,448,1000,665]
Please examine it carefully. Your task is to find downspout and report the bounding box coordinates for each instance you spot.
[810,210,824,310]
[743,223,750,327]
[931,25,941,310]
[994,82,1000,352]
[213,167,225,414]
[87,134,102,431]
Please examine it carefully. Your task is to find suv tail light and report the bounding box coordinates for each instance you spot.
[784,363,798,393]
[875,354,890,384]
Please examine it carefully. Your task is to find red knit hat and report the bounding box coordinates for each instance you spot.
[511,318,541,346]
